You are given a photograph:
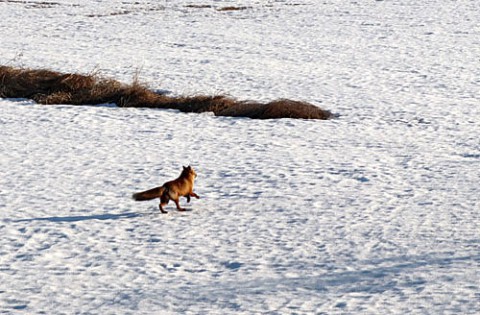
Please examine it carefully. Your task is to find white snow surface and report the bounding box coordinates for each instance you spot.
[1,0,479,314]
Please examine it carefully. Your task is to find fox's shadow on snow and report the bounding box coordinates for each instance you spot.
[12,212,142,223]
[11,207,194,223]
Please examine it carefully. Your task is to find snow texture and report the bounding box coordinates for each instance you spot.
[1,0,479,314]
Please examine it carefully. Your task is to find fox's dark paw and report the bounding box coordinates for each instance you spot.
[159,205,168,214]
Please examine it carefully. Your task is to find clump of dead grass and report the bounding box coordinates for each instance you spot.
[185,4,213,9]
[0,66,332,120]
[184,5,250,11]
[217,6,250,11]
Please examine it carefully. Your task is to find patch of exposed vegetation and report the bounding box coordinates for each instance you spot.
[86,5,164,18]
[0,0,63,8]
[0,66,332,120]
[184,4,213,9]
[216,6,250,12]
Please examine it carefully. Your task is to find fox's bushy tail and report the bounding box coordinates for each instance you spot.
[132,186,165,201]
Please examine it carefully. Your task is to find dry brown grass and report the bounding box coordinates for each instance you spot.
[217,99,332,120]
[0,66,332,120]
[185,4,213,9]
[217,6,250,11]
[184,5,251,12]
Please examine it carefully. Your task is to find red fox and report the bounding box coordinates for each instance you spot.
[132,166,200,213]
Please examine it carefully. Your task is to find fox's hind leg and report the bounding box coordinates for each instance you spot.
[159,203,168,213]
[159,195,169,213]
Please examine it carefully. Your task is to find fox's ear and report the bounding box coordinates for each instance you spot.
[183,166,187,170]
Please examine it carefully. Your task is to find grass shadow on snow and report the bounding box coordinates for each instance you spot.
[12,212,141,223]
[151,253,479,312]
[192,253,480,296]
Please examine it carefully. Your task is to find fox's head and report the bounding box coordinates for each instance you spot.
[182,165,197,178]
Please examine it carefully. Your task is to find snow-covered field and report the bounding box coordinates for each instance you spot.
[1,0,479,314]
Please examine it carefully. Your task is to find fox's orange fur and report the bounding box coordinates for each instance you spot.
[132,166,200,213]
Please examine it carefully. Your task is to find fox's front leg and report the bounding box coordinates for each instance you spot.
[190,192,200,199]
[173,198,186,211]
